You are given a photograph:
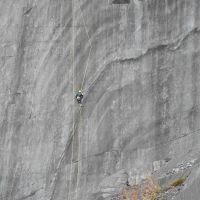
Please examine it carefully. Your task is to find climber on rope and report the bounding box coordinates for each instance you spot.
[75,90,84,105]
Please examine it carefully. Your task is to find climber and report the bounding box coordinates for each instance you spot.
[75,90,84,105]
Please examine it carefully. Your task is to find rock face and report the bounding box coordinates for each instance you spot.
[0,0,200,200]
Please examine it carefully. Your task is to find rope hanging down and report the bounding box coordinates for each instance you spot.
[68,0,75,198]
[75,2,92,106]
[69,2,91,200]
[79,2,92,91]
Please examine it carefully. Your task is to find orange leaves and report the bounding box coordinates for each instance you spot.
[120,177,162,200]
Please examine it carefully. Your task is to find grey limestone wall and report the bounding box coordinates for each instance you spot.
[0,0,200,200]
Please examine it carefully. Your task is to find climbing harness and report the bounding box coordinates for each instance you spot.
[75,90,84,105]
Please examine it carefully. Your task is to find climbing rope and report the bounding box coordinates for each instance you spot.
[68,107,83,200]
[69,1,92,199]
[68,0,75,198]
[78,1,92,91]
[76,106,83,200]
[74,1,92,107]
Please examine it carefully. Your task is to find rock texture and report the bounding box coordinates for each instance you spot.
[0,0,200,200]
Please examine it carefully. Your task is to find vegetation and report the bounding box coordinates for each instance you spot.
[121,177,163,200]
[120,175,187,200]
[169,177,187,188]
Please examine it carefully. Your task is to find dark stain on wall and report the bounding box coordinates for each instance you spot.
[112,0,130,4]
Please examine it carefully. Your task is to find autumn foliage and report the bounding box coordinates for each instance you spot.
[121,177,163,200]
